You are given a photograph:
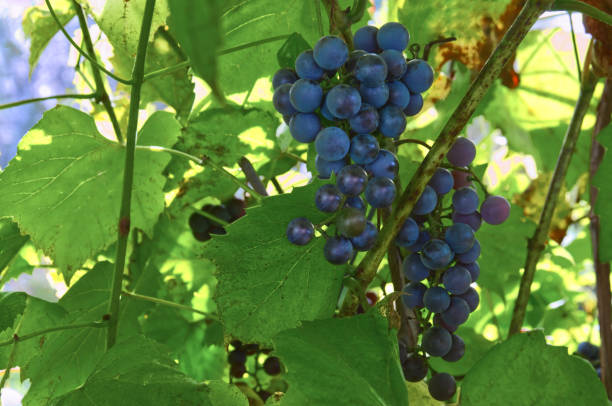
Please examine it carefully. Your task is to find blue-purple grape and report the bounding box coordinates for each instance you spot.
[315,184,343,213]
[442,266,472,295]
[452,187,479,214]
[273,68,298,89]
[355,53,388,87]
[441,296,470,326]
[336,207,366,237]
[462,261,480,283]
[395,217,419,247]
[458,287,480,312]
[380,49,407,80]
[350,221,378,251]
[429,168,454,195]
[442,334,465,362]
[289,113,320,143]
[289,79,323,113]
[313,35,348,70]
[325,84,362,119]
[401,59,434,93]
[403,92,423,116]
[337,164,368,196]
[402,354,428,382]
[365,176,396,208]
[345,196,366,212]
[444,222,475,254]
[421,239,453,270]
[324,237,354,264]
[452,211,482,231]
[273,83,298,116]
[402,252,430,282]
[402,281,427,308]
[387,80,411,109]
[345,50,367,73]
[377,22,409,51]
[428,373,456,401]
[456,239,480,263]
[353,25,379,52]
[349,104,379,134]
[315,126,350,161]
[413,185,438,215]
[422,326,452,357]
[406,229,430,252]
[447,137,476,167]
[349,133,379,165]
[365,149,399,179]
[295,50,324,80]
[286,217,314,245]
[379,105,407,138]
[423,286,451,313]
[481,195,511,225]
[359,83,389,108]
[315,155,345,179]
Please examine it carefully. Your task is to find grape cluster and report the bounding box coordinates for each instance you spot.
[188,198,245,241]
[576,341,601,377]
[278,23,433,264]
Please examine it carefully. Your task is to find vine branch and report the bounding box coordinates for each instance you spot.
[0,93,96,110]
[508,64,599,336]
[106,0,157,351]
[0,321,107,348]
[340,0,555,316]
[121,291,217,320]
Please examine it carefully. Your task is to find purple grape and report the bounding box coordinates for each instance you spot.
[447,137,476,167]
[273,83,298,116]
[355,53,388,87]
[402,253,430,282]
[295,50,324,80]
[396,217,419,247]
[387,80,411,109]
[349,104,379,134]
[421,239,453,270]
[401,59,434,93]
[422,326,452,357]
[406,229,430,252]
[442,266,472,295]
[481,195,511,225]
[315,184,343,213]
[452,187,479,214]
[456,239,480,263]
[315,155,345,179]
[380,49,407,80]
[324,237,354,264]
[289,113,320,143]
[289,79,323,113]
[458,287,480,312]
[336,207,366,237]
[452,169,472,189]
[441,296,470,326]
[353,25,379,52]
[577,342,600,361]
[337,164,368,196]
[315,126,350,161]
[402,281,427,308]
[379,105,407,138]
[462,261,480,283]
[433,313,458,333]
[359,83,389,108]
[345,50,367,73]
[345,196,366,212]
[429,168,454,195]
[442,334,465,362]
[320,95,337,121]
[365,177,396,208]
[273,68,298,89]
[403,92,423,116]
[428,373,456,401]
[350,221,378,251]
[376,22,409,51]
[452,211,482,231]
[325,84,362,119]
[349,133,380,165]
[423,286,451,313]
[365,149,399,179]
[313,35,348,70]
[444,222,475,254]
[413,185,437,215]
[286,217,314,245]
[402,354,428,382]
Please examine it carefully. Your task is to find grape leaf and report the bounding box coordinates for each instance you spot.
[0,292,26,332]
[593,125,612,263]
[273,312,409,406]
[202,180,343,344]
[461,330,608,405]
[169,0,224,99]
[0,218,29,271]
[276,33,311,69]
[53,335,213,406]
[22,0,75,75]
[0,107,179,278]
[207,381,249,406]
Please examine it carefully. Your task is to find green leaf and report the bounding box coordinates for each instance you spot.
[0,107,180,277]
[219,0,323,96]
[0,292,26,332]
[22,262,113,406]
[276,33,311,69]
[593,125,612,263]
[54,335,213,406]
[202,180,343,344]
[207,381,249,406]
[406,381,443,405]
[461,331,608,405]
[0,218,29,271]
[169,0,224,100]
[22,0,76,76]
[273,312,409,406]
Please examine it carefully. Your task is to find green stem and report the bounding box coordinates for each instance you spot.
[340,0,555,316]
[45,0,132,85]
[567,12,582,81]
[321,0,354,49]
[191,206,231,226]
[347,0,367,23]
[315,0,324,36]
[0,93,96,110]
[444,164,490,196]
[0,321,107,348]
[552,0,612,26]
[72,0,123,143]
[121,290,217,319]
[106,0,156,351]
[508,69,599,336]
[395,138,432,149]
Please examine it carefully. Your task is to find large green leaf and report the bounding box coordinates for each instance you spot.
[273,312,409,406]
[593,125,612,263]
[461,331,608,405]
[54,335,213,406]
[0,107,179,277]
[0,292,27,333]
[0,219,29,271]
[22,0,76,75]
[202,180,343,344]
[169,0,224,98]
[207,381,249,406]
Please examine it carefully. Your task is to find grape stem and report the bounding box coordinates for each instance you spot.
[121,290,217,320]
[443,164,490,197]
[316,196,349,227]
[395,138,432,149]
[106,0,157,351]
[321,0,355,49]
[339,0,555,316]
[0,93,96,110]
[508,47,599,336]
[0,320,108,348]
[190,206,230,227]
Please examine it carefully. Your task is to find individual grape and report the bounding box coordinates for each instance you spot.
[422,326,452,357]
[380,49,408,80]
[401,59,434,93]
[295,50,325,80]
[289,113,320,143]
[325,84,362,119]
[365,149,399,179]
[315,184,343,213]
[351,221,378,251]
[263,356,282,375]
[336,207,367,237]
[230,363,246,378]
[444,222,475,254]
[428,168,454,195]
[456,239,480,263]
[452,169,472,189]
[324,237,354,264]
[345,196,366,212]
[403,92,423,116]
[228,349,247,365]
[387,80,411,109]
[421,239,453,270]
[273,68,298,89]
[320,94,337,121]
[577,342,600,361]
[315,155,345,179]
[413,185,438,215]
[406,229,430,252]
[395,217,419,247]
[355,53,388,87]
[462,261,480,283]
[441,296,470,326]
[442,266,472,295]
[286,217,315,245]
[423,286,451,313]
[273,83,298,116]
[349,133,380,164]
[433,313,458,333]
[365,177,397,208]
[402,354,428,382]
[353,25,379,52]
[230,339,243,349]
[349,104,379,134]
[225,198,246,220]
[337,164,368,196]
[359,83,389,108]
[289,79,323,113]
[205,205,231,236]
[315,127,350,161]
[345,49,367,73]
[189,212,211,241]
[242,343,259,355]
[458,287,480,312]
[379,105,407,138]
[313,35,348,70]
[258,391,272,402]
[481,195,511,225]
[452,211,482,231]
[452,187,479,214]
[428,373,457,401]
[442,334,465,362]
[377,22,409,51]
[402,252,430,282]
[447,137,476,167]
[402,281,427,308]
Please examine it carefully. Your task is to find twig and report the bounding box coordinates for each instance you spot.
[508,64,599,336]
[121,290,217,319]
[321,0,354,49]
[0,93,96,110]
[395,138,432,149]
[340,0,555,316]
[314,0,324,37]
[0,321,107,348]
[238,157,269,196]
[106,0,157,351]
[551,0,612,26]
[567,12,582,81]
[271,177,284,194]
[423,37,457,62]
